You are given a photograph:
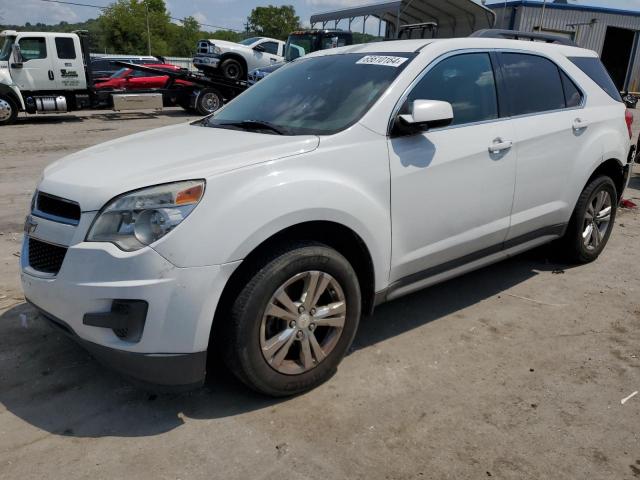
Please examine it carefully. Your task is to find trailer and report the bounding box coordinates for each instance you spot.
[0,29,248,125]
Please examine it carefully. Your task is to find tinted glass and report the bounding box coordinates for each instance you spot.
[0,36,16,61]
[569,56,622,102]
[205,53,414,135]
[55,37,76,59]
[407,53,498,126]
[501,53,565,115]
[240,37,263,46]
[560,71,583,108]
[18,37,47,60]
[261,41,279,55]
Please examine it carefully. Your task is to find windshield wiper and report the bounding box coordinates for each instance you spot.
[216,120,289,135]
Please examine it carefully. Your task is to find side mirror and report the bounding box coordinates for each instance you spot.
[253,44,265,52]
[398,100,454,131]
[11,44,23,68]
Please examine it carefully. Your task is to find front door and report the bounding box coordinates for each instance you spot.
[388,52,517,282]
[51,36,85,91]
[10,35,55,92]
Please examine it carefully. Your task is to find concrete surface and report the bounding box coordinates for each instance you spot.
[0,109,639,480]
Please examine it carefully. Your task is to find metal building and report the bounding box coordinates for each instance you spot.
[489,0,640,92]
[310,0,496,40]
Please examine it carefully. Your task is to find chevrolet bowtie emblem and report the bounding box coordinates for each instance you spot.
[24,216,38,235]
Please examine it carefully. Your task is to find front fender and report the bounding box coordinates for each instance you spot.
[154,128,392,290]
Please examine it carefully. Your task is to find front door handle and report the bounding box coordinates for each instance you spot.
[573,118,589,131]
[489,138,513,154]
[48,70,54,81]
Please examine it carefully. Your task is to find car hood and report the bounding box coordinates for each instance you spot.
[39,122,320,211]
[208,39,247,50]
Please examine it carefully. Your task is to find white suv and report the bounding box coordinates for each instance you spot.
[193,36,285,81]
[21,37,633,396]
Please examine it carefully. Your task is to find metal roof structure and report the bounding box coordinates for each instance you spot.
[309,0,496,38]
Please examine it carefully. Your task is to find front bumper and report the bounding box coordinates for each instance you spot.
[193,55,221,70]
[21,214,240,387]
[28,300,207,388]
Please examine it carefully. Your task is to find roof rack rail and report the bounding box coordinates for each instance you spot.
[470,29,576,46]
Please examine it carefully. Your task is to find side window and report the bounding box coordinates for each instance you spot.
[260,41,279,55]
[560,71,583,108]
[500,53,565,115]
[18,37,47,61]
[569,56,622,102]
[55,37,76,59]
[407,53,499,126]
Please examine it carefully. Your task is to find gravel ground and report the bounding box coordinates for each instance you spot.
[0,109,639,480]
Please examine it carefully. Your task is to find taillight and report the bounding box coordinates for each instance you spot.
[625,109,633,139]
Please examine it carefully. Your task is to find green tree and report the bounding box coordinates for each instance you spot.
[98,0,172,56]
[169,16,202,57]
[247,5,300,41]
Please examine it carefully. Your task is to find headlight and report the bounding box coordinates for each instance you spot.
[211,45,222,55]
[86,180,205,251]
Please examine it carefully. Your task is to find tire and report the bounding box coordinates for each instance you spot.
[561,175,618,263]
[220,58,244,81]
[223,242,362,397]
[195,88,223,115]
[0,94,18,126]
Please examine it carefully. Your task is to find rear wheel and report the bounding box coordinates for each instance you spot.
[0,94,18,126]
[223,243,361,397]
[195,89,223,115]
[561,176,617,263]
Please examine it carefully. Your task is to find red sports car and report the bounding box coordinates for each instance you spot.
[93,64,194,90]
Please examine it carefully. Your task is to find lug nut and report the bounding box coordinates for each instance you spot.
[309,323,316,331]
[296,330,304,340]
[289,320,296,328]
[298,306,305,314]
[310,308,316,315]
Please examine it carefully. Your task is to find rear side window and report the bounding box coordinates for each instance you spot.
[560,71,583,108]
[55,37,76,59]
[569,56,622,102]
[407,53,499,126]
[500,53,565,116]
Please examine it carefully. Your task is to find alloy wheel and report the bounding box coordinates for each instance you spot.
[260,271,347,375]
[0,98,13,122]
[582,189,612,251]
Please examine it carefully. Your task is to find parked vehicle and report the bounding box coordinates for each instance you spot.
[0,29,250,123]
[93,64,194,91]
[21,34,633,396]
[90,55,160,82]
[248,29,353,85]
[193,36,285,81]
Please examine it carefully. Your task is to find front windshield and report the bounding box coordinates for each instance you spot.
[285,34,316,62]
[204,52,414,136]
[0,36,16,62]
[239,37,263,46]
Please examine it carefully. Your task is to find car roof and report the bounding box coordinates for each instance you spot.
[304,37,597,58]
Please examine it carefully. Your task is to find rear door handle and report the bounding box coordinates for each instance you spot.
[573,118,589,131]
[489,138,513,154]
[48,70,54,81]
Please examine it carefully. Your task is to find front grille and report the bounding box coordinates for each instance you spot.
[35,192,81,224]
[28,238,68,274]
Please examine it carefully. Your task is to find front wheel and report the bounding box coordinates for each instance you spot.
[561,176,618,263]
[223,243,362,397]
[220,58,244,81]
[0,94,18,126]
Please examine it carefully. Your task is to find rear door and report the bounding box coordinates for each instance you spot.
[497,52,590,240]
[10,35,54,91]
[51,36,85,90]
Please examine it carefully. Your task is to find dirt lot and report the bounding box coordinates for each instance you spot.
[1,109,639,480]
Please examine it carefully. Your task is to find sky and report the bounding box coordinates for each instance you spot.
[1,0,640,32]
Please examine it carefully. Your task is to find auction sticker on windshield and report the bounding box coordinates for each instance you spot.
[356,55,408,67]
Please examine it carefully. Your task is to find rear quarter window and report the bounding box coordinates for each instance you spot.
[569,57,622,102]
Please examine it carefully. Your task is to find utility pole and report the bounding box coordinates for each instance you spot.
[145,1,151,55]
[538,0,548,32]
